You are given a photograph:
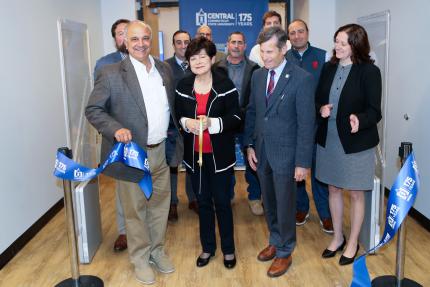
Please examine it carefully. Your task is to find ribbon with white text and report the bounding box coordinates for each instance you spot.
[54,141,152,199]
[351,152,419,286]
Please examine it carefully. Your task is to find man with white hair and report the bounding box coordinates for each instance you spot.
[196,25,226,62]
[86,20,178,285]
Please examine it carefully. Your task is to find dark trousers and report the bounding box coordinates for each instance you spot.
[257,146,296,258]
[190,153,235,255]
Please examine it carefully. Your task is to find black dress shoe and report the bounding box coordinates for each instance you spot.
[223,255,236,269]
[196,253,213,267]
[339,244,359,265]
[322,235,346,258]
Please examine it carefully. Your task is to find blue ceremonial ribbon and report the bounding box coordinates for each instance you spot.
[351,152,420,287]
[53,141,153,199]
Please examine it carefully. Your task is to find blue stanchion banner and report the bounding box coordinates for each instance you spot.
[54,141,153,199]
[351,152,420,286]
[179,0,268,55]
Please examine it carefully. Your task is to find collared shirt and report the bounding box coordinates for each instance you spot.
[294,42,329,62]
[266,58,287,92]
[175,55,185,67]
[129,55,170,145]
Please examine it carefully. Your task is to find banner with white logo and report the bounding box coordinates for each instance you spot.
[179,0,268,54]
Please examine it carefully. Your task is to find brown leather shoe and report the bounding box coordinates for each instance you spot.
[188,200,199,215]
[168,204,178,222]
[113,234,127,252]
[320,218,334,234]
[296,211,309,226]
[257,245,276,262]
[267,256,292,278]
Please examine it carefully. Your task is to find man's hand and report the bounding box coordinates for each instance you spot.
[247,147,258,171]
[114,128,132,143]
[294,167,309,182]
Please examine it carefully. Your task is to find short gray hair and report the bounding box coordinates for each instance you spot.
[124,20,153,40]
[257,26,288,49]
[227,31,246,43]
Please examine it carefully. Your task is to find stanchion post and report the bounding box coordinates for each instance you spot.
[55,147,104,287]
[395,142,412,286]
[371,142,421,287]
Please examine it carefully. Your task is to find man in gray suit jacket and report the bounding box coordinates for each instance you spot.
[86,21,178,285]
[93,18,130,253]
[244,27,315,278]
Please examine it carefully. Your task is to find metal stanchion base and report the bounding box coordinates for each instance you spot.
[55,275,104,287]
[372,275,422,287]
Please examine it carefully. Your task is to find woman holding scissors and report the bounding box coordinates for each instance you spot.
[175,37,242,269]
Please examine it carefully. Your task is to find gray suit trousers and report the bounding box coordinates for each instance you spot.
[257,143,297,258]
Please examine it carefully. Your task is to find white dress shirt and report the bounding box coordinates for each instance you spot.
[130,55,170,145]
[266,58,287,92]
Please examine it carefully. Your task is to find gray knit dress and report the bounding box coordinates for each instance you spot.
[315,64,375,191]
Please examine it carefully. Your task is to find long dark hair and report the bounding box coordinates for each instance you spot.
[330,23,374,64]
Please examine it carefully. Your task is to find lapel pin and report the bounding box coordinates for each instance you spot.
[285,74,290,79]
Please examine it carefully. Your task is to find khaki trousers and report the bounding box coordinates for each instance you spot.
[117,142,171,269]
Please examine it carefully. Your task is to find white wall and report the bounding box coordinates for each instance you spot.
[308,0,335,53]
[100,0,136,56]
[291,0,336,53]
[335,0,430,218]
[293,0,309,26]
[0,0,104,254]
[159,7,180,59]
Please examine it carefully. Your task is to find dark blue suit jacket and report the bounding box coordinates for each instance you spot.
[94,51,124,79]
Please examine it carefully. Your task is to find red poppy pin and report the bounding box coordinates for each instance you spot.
[312,61,318,69]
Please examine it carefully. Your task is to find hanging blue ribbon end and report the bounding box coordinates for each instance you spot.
[351,255,371,287]
[139,175,153,200]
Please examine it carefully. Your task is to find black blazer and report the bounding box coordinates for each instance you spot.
[175,69,242,172]
[315,62,382,154]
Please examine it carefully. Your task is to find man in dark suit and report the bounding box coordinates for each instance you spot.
[244,26,315,278]
[86,20,178,285]
[217,31,262,215]
[164,30,198,221]
[93,18,130,252]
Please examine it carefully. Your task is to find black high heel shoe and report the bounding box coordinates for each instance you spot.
[196,253,214,267]
[339,244,359,265]
[322,235,346,258]
[223,254,236,269]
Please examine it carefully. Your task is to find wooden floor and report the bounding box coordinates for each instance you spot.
[1,172,429,287]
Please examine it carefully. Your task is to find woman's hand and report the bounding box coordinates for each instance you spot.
[197,115,210,130]
[350,114,359,133]
[320,104,333,118]
[185,117,209,135]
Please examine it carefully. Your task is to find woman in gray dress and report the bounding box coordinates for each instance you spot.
[315,24,382,266]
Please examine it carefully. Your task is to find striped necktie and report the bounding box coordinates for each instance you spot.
[266,70,276,104]
[180,61,188,71]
